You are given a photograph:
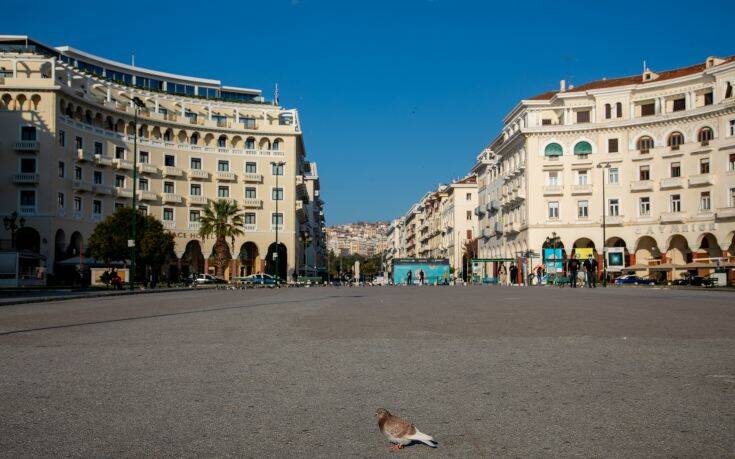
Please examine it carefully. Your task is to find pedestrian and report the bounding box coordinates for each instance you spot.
[509,263,518,286]
[498,264,507,286]
[419,269,425,286]
[583,256,592,288]
[536,265,544,286]
[589,255,598,288]
[407,270,413,286]
[568,256,580,288]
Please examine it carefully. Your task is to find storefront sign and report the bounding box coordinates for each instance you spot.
[633,222,717,235]
[606,247,625,272]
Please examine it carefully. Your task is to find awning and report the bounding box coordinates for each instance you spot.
[624,263,651,270]
[648,263,687,271]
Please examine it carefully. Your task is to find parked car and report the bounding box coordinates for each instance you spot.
[614,275,655,286]
[673,274,715,287]
[192,274,227,285]
[240,273,278,286]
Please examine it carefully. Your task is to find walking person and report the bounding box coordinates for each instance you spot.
[568,256,580,288]
[589,255,598,288]
[418,269,425,286]
[406,270,413,286]
[583,256,592,288]
[509,263,518,286]
[498,264,507,286]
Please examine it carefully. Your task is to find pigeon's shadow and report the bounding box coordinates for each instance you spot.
[404,440,439,449]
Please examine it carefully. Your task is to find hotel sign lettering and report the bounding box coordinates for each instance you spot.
[633,222,717,235]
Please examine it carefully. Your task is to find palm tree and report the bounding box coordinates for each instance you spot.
[199,199,244,277]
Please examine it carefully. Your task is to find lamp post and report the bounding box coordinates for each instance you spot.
[270,160,285,285]
[596,162,611,287]
[129,96,146,290]
[3,211,25,248]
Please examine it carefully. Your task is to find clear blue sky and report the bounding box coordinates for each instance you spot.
[5,0,731,224]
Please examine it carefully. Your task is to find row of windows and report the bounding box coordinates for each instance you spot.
[543,124,735,158]
[543,154,735,186]
[546,189,731,220]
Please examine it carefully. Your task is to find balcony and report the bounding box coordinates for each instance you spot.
[505,222,518,234]
[72,180,93,192]
[113,158,133,170]
[188,195,209,206]
[188,169,209,180]
[162,193,183,204]
[18,206,36,216]
[243,224,257,232]
[162,220,176,230]
[660,211,684,223]
[12,173,39,184]
[716,207,735,219]
[93,184,114,195]
[162,166,184,178]
[660,177,683,190]
[242,173,263,183]
[115,187,133,198]
[296,200,307,223]
[688,174,714,187]
[242,198,263,209]
[137,190,158,201]
[76,149,94,162]
[543,185,564,196]
[296,175,308,199]
[605,215,624,225]
[138,163,159,175]
[630,180,653,192]
[14,140,39,152]
[188,221,201,231]
[216,171,237,181]
[571,184,593,195]
[481,227,492,239]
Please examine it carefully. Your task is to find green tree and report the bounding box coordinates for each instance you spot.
[198,199,243,277]
[88,207,175,279]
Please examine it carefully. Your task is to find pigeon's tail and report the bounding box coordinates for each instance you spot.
[408,429,436,447]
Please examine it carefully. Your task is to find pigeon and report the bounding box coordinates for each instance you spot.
[375,408,436,451]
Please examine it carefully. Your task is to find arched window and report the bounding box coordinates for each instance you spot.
[544,142,563,157]
[163,129,173,142]
[217,135,227,148]
[637,136,654,153]
[667,132,684,150]
[697,127,714,145]
[190,133,199,145]
[574,141,593,155]
[616,102,623,118]
[245,137,255,150]
[273,139,282,151]
[604,104,612,119]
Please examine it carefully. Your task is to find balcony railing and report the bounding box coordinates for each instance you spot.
[188,195,209,206]
[162,193,183,204]
[660,177,683,189]
[72,180,93,192]
[162,220,176,230]
[93,184,114,195]
[138,163,159,174]
[242,173,263,183]
[77,149,94,162]
[605,215,624,225]
[137,190,158,201]
[188,221,201,230]
[113,158,133,170]
[14,141,39,152]
[243,224,257,231]
[571,184,593,195]
[716,207,735,219]
[216,171,237,181]
[660,211,684,223]
[543,185,563,196]
[12,173,39,184]
[162,166,184,177]
[630,180,654,192]
[18,206,36,215]
[188,169,209,180]
[242,198,263,208]
[115,187,134,198]
[688,174,714,187]
[94,155,113,167]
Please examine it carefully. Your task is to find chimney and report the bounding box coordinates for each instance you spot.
[560,79,566,92]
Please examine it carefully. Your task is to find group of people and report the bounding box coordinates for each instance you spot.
[99,268,124,290]
[566,255,599,288]
[405,269,426,285]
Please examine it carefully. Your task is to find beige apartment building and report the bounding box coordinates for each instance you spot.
[393,176,478,278]
[0,35,325,283]
[474,55,735,281]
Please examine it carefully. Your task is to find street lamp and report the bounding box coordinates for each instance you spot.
[129,96,146,290]
[3,211,26,248]
[596,162,611,287]
[270,160,285,285]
